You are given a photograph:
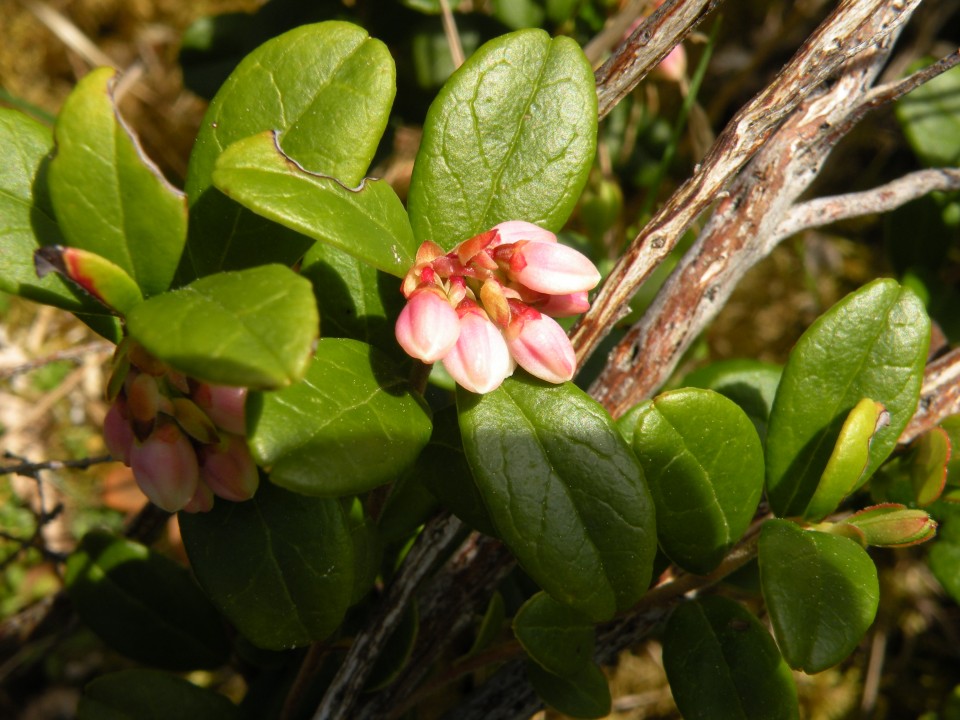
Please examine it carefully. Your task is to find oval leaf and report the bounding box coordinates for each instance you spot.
[125,264,318,389]
[896,59,960,167]
[765,279,930,517]
[212,131,416,277]
[0,108,108,314]
[630,388,764,574]
[65,531,229,670]
[183,21,395,279]
[910,426,952,506]
[458,375,657,622]
[804,398,888,521]
[759,519,879,673]
[248,338,432,497]
[178,481,354,650]
[77,669,239,720]
[48,67,187,297]
[663,596,799,720]
[514,591,594,679]
[682,359,783,442]
[526,660,611,719]
[408,29,597,249]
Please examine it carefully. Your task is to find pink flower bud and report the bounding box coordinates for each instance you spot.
[537,291,590,318]
[192,383,248,436]
[125,371,161,438]
[652,43,687,83]
[491,221,558,246]
[442,305,515,394]
[395,288,461,363]
[200,434,260,502]
[499,241,601,295]
[181,480,215,514]
[103,398,134,465]
[506,305,577,384]
[129,423,200,512]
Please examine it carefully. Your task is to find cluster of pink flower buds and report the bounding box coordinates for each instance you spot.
[102,340,258,513]
[395,221,601,394]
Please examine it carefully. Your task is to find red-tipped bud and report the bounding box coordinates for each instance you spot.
[199,434,260,502]
[192,384,248,436]
[442,305,515,394]
[103,398,134,465]
[125,371,162,440]
[505,304,577,384]
[538,291,590,317]
[499,240,601,295]
[841,504,938,547]
[491,221,558,246]
[395,288,461,363]
[129,423,200,513]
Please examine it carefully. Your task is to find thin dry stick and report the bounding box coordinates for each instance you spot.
[572,0,923,367]
[589,45,960,415]
[0,454,113,477]
[0,340,113,380]
[311,512,465,720]
[439,0,466,69]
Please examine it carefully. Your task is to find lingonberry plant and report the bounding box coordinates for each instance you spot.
[1,1,960,718]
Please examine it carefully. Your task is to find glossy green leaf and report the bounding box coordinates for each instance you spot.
[629,388,764,574]
[299,236,406,360]
[345,497,382,604]
[663,596,799,720]
[125,264,318,389]
[248,338,432,497]
[682,359,782,442]
[78,669,239,720]
[48,67,186,297]
[526,660,611,719]
[419,406,496,537]
[0,108,110,314]
[514,591,594,679]
[179,481,354,650]
[759,519,879,673]
[65,531,229,670]
[34,245,143,314]
[407,29,597,249]
[910,427,952,506]
[182,22,395,279]
[765,279,930,517]
[896,59,960,167]
[212,131,416,277]
[804,398,888,521]
[458,375,657,622]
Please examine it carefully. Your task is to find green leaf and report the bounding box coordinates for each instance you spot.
[366,601,419,691]
[526,660,611,719]
[248,338,432,497]
[896,59,960,167]
[0,108,109,314]
[34,246,143,314]
[48,67,187,297]
[804,398,888,521]
[663,596,799,720]
[178,481,354,650]
[929,534,960,604]
[65,531,229,670]
[629,388,764,574]
[682,359,782,442]
[125,264,318,389]
[759,519,879,673]
[212,131,416,277]
[419,406,496,537]
[910,427,952,506]
[182,21,395,279]
[514,591,594,679]
[468,591,507,656]
[408,29,597,249]
[765,279,930,517]
[299,236,406,360]
[77,669,239,720]
[458,375,657,622]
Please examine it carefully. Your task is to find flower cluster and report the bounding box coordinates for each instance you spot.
[103,340,258,513]
[395,221,601,394]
